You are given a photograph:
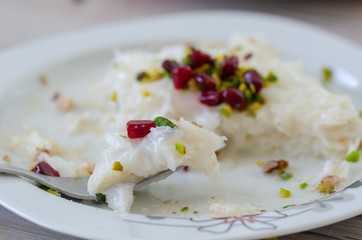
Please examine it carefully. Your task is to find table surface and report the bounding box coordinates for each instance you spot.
[1,0,362,239]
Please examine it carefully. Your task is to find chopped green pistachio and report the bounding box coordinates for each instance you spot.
[345,150,360,163]
[112,161,124,172]
[47,188,59,196]
[95,193,106,203]
[182,55,192,66]
[277,170,293,181]
[322,67,332,82]
[111,92,117,101]
[181,207,189,213]
[256,160,262,166]
[282,204,296,209]
[234,45,243,51]
[244,89,253,102]
[162,70,172,78]
[251,102,261,112]
[205,66,214,75]
[265,71,278,82]
[113,62,119,68]
[280,188,291,198]
[175,142,186,155]
[153,116,178,128]
[255,94,264,103]
[249,83,256,94]
[219,104,232,117]
[317,184,329,193]
[232,76,241,86]
[299,183,308,189]
[359,110,362,117]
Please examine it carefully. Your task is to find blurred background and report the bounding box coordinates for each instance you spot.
[1,0,362,49]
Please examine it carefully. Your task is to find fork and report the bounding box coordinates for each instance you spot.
[0,164,185,201]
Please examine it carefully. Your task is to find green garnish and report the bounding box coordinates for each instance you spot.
[244,89,253,102]
[265,71,278,82]
[113,62,119,68]
[322,67,332,82]
[255,95,264,103]
[153,116,178,128]
[111,161,124,172]
[219,104,232,117]
[299,183,308,189]
[175,142,186,155]
[282,204,296,209]
[345,150,360,163]
[111,92,117,101]
[181,207,189,213]
[182,55,192,66]
[280,188,291,198]
[47,189,59,196]
[234,45,243,51]
[95,193,106,203]
[277,170,293,181]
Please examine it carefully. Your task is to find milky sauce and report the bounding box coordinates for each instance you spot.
[0,35,361,217]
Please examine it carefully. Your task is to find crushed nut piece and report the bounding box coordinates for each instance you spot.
[320,175,340,190]
[39,75,48,86]
[244,53,253,60]
[87,162,95,175]
[193,211,198,214]
[2,155,11,163]
[260,160,288,174]
[54,93,74,112]
[191,121,203,128]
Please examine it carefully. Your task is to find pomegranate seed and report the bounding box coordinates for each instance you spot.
[222,88,247,109]
[162,60,179,73]
[221,56,238,77]
[243,70,263,93]
[183,166,189,172]
[190,49,214,69]
[31,161,60,177]
[194,72,216,91]
[172,66,193,89]
[127,120,156,138]
[200,90,223,106]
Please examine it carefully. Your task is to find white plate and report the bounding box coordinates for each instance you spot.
[0,10,362,240]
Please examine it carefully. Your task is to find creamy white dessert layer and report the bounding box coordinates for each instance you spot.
[105,34,361,161]
[88,118,226,212]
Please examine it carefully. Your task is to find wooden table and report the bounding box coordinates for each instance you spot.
[0,0,361,239]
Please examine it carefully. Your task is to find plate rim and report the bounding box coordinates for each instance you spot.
[0,10,361,240]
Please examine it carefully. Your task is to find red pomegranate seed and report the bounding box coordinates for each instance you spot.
[200,90,223,106]
[194,72,216,91]
[221,56,238,77]
[222,88,247,109]
[31,161,60,177]
[183,166,189,172]
[162,60,179,73]
[127,120,156,138]
[190,49,214,69]
[243,70,264,93]
[172,66,193,89]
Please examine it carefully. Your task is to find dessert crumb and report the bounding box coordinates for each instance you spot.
[2,155,11,163]
[39,75,48,86]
